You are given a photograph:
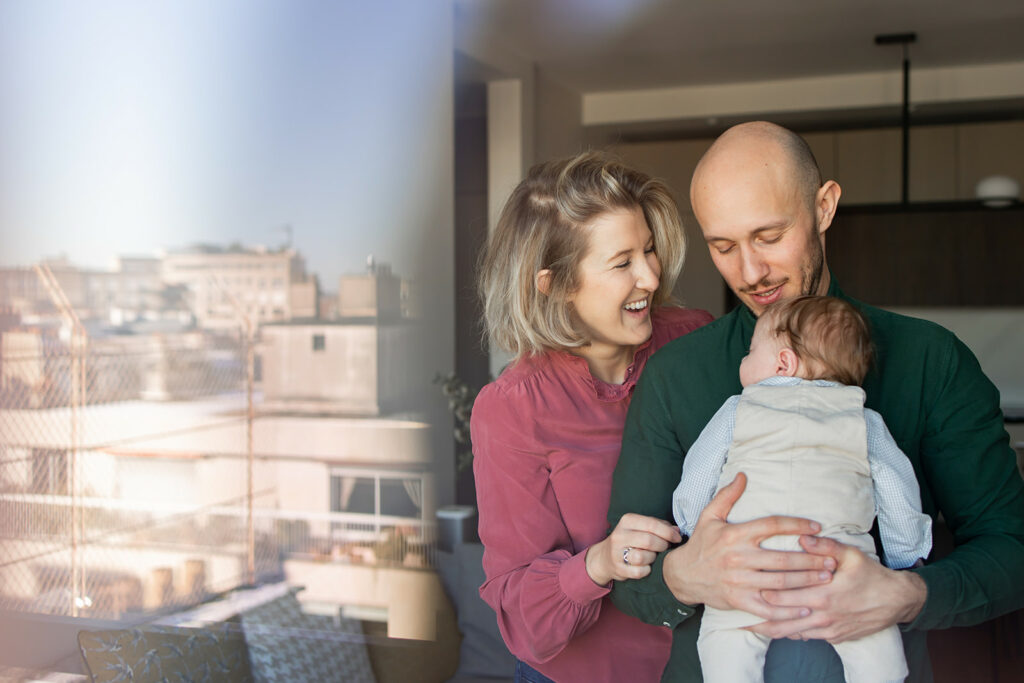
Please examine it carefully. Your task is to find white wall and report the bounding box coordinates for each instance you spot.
[887,308,1024,410]
[261,324,380,411]
[108,415,433,512]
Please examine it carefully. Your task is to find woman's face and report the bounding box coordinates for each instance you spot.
[569,206,661,360]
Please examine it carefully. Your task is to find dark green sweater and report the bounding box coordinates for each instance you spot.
[608,281,1024,682]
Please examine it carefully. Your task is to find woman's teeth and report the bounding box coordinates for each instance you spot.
[624,300,648,311]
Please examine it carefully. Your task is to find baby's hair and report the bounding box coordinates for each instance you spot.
[762,295,873,386]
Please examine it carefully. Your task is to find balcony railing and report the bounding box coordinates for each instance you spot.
[0,491,436,619]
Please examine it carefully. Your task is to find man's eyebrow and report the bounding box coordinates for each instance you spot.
[704,222,789,242]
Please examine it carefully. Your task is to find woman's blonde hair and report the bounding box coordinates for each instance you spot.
[478,151,686,358]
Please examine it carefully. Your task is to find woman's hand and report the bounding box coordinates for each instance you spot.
[585,513,683,586]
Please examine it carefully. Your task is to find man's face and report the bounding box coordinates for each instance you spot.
[693,162,828,318]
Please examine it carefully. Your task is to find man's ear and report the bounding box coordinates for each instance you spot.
[535,269,553,296]
[815,180,842,236]
[776,348,800,377]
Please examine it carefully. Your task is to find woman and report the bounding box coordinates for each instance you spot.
[471,152,714,682]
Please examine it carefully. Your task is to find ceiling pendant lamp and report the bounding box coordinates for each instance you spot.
[874,32,917,206]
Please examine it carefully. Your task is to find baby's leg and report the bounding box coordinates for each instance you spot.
[831,624,908,683]
[698,606,771,683]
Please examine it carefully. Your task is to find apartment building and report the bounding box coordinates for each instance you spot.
[162,245,318,330]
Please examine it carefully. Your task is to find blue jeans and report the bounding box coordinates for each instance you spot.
[514,659,558,683]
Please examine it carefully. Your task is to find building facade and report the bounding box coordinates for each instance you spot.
[162,246,318,330]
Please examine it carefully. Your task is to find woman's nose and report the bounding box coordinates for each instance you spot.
[636,255,660,291]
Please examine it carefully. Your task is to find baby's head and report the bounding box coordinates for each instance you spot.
[740,295,873,388]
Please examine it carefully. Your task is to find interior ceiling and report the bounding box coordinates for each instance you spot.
[454,0,1024,93]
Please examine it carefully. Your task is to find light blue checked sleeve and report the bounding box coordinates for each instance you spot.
[865,408,933,569]
[670,378,933,569]
[671,394,739,538]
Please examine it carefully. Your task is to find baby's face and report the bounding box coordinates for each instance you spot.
[739,318,784,387]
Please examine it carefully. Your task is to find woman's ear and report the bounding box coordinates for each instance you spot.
[535,269,553,296]
[776,348,800,377]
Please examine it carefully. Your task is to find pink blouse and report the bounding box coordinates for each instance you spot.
[471,306,714,683]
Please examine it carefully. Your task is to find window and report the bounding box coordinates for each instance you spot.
[312,334,325,351]
[31,448,68,495]
[331,476,374,514]
[330,472,424,519]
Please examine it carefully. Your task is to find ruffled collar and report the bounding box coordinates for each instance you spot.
[551,334,656,402]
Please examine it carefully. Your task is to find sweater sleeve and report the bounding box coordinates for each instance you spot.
[607,353,700,629]
[908,335,1024,629]
[471,382,610,664]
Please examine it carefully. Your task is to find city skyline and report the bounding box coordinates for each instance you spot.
[2,239,398,287]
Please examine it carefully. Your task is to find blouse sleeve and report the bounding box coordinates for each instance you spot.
[471,381,610,664]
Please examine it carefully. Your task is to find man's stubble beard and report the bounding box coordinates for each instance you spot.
[801,231,826,298]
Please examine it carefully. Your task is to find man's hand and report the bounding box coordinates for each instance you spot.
[663,473,837,621]
[747,535,928,643]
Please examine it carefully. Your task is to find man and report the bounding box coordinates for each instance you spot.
[607,121,1024,682]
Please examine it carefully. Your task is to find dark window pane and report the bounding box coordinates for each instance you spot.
[331,475,374,514]
[31,449,68,495]
[380,479,421,518]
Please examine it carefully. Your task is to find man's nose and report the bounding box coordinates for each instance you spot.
[739,248,769,286]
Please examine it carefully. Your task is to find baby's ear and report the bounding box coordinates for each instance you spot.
[776,348,800,377]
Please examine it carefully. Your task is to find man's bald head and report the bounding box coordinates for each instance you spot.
[691,121,822,215]
[688,121,840,317]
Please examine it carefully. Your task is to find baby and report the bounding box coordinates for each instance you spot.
[672,295,932,683]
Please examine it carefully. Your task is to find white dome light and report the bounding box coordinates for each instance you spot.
[975,175,1021,208]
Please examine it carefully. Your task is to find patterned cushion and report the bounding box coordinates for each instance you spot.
[78,623,250,683]
[239,588,376,683]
